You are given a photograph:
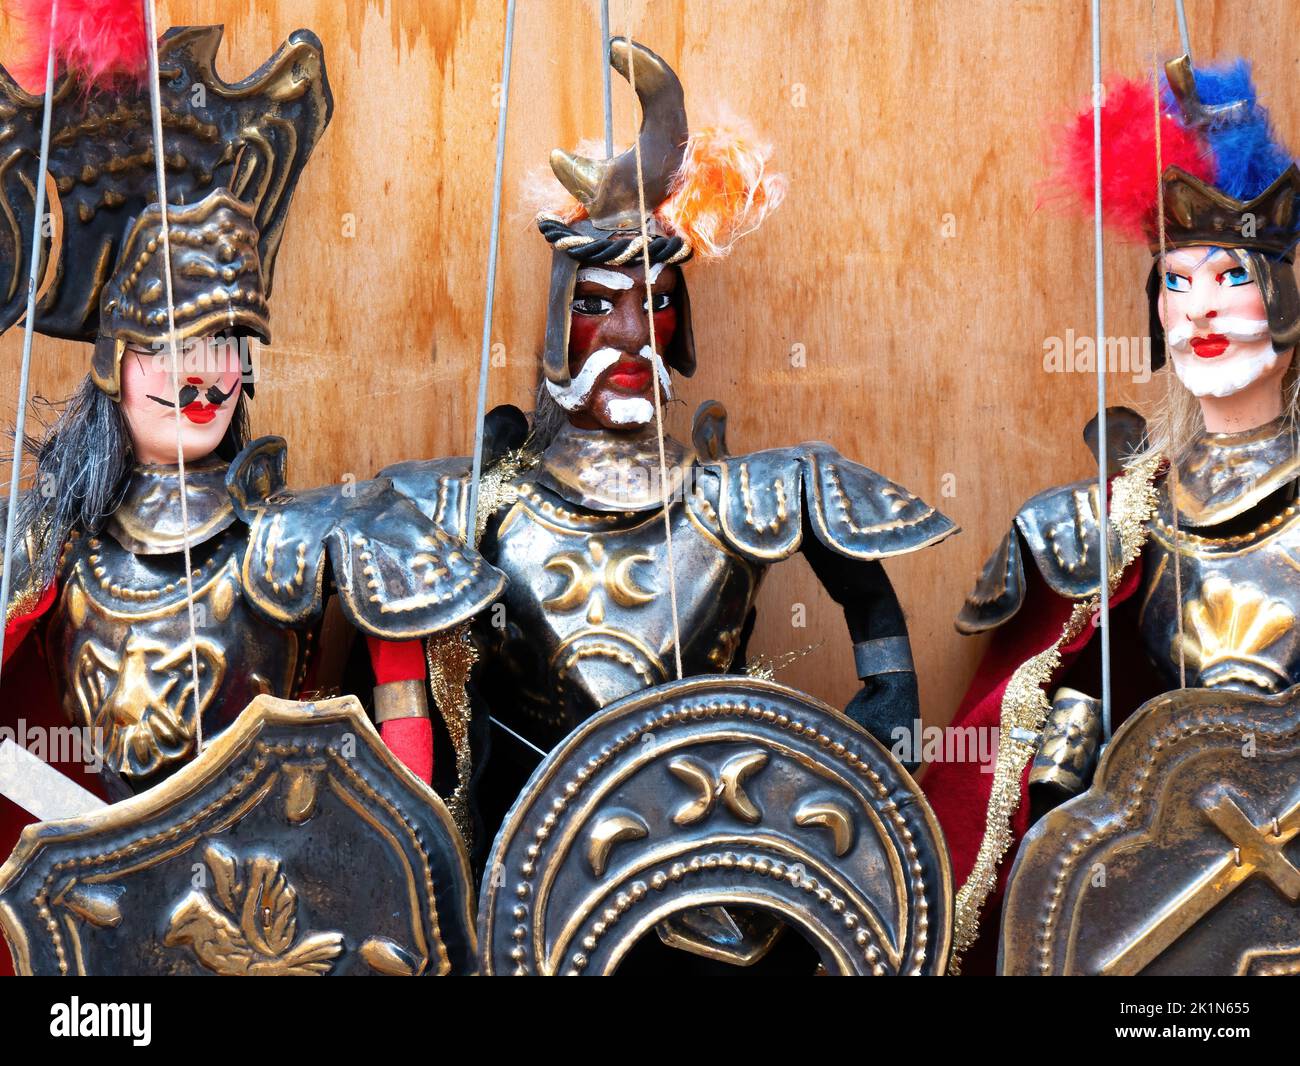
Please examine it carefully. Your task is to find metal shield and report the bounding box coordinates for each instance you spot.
[1001,685,1300,976]
[0,695,475,975]
[477,675,952,975]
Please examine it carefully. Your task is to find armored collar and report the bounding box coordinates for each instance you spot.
[537,423,694,513]
[1173,415,1300,527]
[106,457,236,555]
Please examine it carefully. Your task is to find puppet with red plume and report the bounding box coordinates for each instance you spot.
[927,53,1300,975]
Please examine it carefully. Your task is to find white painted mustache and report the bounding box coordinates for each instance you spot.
[1164,316,1270,352]
[545,346,673,412]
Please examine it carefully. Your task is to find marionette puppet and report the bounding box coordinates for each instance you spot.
[0,12,501,896]
[381,39,957,968]
[926,55,1300,973]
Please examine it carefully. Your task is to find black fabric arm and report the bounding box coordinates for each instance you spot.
[798,516,919,767]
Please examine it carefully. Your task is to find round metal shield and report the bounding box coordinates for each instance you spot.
[478,675,952,974]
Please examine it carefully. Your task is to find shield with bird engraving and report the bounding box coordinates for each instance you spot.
[0,695,475,975]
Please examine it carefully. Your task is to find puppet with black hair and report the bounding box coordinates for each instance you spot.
[926,55,1300,972]
[0,9,503,928]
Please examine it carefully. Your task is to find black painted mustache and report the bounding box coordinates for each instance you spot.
[146,378,239,410]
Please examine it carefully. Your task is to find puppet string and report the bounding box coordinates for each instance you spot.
[600,0,613,156]
[1174,0,1191,58]
[0,0,58,679]
[1153,1,1187,687]
[145,0,205,753]
[1090,0,1113,740]
[466,0,516,543]
[625,26,684,681]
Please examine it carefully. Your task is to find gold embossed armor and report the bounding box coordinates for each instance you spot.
[1140,497,1300,693]
[383,422,954,751]
[1139,419,1300,694]
[45,439,504,788]
[51,525,305,783]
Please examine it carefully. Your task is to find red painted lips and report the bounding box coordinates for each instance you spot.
[1190,334,1229,359]
[605,356,653,393]
[182,402,218,425]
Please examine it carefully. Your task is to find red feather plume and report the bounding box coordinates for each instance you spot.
[1050,77,1214,242]
[8,0,148,93]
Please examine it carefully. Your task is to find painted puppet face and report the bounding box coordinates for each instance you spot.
[1158,246,1291,399]
[547,261,679,431]
[121,336,243,464]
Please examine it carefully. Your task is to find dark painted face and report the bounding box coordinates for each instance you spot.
[552,261,679,431]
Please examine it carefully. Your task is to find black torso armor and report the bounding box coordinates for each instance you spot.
[384,418,956,752]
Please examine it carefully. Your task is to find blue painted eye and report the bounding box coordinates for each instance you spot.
[1220,266,1253,287]
[1164,272,1191,292]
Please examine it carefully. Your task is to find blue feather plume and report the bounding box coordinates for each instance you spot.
[1163,58,1293,200]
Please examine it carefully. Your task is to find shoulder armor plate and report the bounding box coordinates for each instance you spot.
[956,476,1118,633]
[377,457,473,541]
[954,530,1025,634]
[231,439,502,639]
[700,443,957,563]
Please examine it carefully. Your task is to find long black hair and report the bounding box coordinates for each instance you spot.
[10,373,250,589]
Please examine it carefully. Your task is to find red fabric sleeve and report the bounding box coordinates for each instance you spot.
[366,636,426,684]
[380,718,434,784]
[3,579,56,668]
[366,637,432,782]
[922,554,1144,973]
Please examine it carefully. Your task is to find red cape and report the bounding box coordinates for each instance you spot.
[0,581,113,975]
[923,556,1145,974]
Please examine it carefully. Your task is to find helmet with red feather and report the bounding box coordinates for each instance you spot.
[0,8,332,399]
[1053,54,1300,367]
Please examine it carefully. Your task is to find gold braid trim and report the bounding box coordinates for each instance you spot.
[948,453,1162,973]
[473,446,539,544]
[421,448,540,843]
[425,622,479,844]
[3,520,48,629]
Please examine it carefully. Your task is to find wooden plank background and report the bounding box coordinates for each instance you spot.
[2,0,1293,733]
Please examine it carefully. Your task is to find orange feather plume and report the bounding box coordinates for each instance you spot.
[529,125,785,258]
[658,125,785,258]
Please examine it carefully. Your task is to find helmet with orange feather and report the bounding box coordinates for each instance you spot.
[534,37,784,387]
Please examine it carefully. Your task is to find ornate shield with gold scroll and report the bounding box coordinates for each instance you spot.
[1001,685,1300,976]
[477,676,952,975]
[0,695,475,976]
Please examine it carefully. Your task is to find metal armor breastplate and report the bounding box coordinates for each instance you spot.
[48,463,309,786]
[488,478,759,744]
[1140,423,1300,693]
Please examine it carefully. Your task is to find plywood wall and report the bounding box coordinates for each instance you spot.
[2,0,1293,732]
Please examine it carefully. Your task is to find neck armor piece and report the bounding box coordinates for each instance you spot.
[107,456,236,555]
[537,422,694,512]
[1172,415,1300,527]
